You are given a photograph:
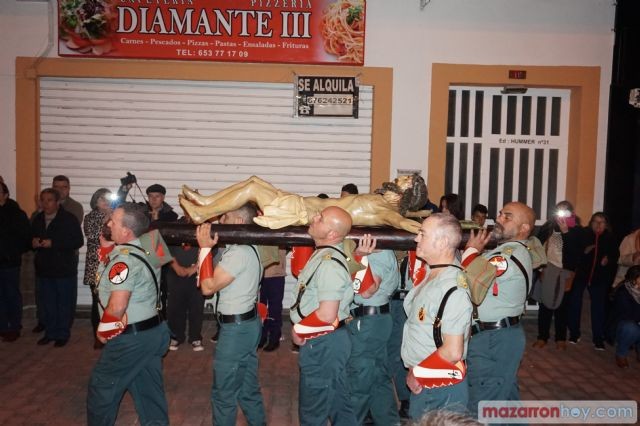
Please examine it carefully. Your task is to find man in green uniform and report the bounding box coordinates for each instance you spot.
[87,203,171,426]
[195,203,266,426]
[462,202,535,418]
[290,206,357,426]
[402,213,473,418]
[347,235,401,425]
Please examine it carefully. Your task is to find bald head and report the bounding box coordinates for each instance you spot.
[309,206,352,245]
[494,202,536,242]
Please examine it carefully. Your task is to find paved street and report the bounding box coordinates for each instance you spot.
[1,309,639,425]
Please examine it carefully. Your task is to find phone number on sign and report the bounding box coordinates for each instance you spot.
[196,50,249,58]
[307,96,353,105]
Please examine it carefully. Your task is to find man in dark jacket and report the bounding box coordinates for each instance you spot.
[145,183,177,319]
[0,183,31,342]
[31,188,84,347]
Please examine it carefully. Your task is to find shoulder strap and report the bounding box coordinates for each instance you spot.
[490,243,531,296]
[399,256,409,290]
[247,245,263,282]
[123,244,162,313]
[289,249,348,319]
[510,254,530,296]
[433,286,458,348]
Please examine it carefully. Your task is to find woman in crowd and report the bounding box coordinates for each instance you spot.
[569,212,618,350]
[611,265,640,368]
[82,188,112,349]
[533,201,582,350]
[439,193,463,220]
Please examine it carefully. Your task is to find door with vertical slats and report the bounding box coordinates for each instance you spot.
[445,86,570,224]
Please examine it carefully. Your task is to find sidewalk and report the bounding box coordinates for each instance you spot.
[1,312,639,425]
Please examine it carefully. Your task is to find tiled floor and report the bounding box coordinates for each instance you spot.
[1,310,639,425]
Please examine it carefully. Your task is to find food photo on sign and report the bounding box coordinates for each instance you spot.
[56,0,366,65]
[58,0,117,56]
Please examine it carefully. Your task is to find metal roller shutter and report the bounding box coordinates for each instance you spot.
[39,77,373,306]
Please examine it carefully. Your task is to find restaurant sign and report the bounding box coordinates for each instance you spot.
[57,0,366,65]
[295,76,359,118]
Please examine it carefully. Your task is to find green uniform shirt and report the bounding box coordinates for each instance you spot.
[290,244,353,324]
[352,249,399,307]
[477,241,532,322]
[216,244,261,315]
[401,265,472,368]
[97,238,160,323]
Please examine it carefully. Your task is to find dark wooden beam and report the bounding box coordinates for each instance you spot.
[155,222,497,250]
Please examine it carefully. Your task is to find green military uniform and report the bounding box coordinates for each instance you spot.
[467,241,532,418]
[290,244,356,426]
[402,264,472,418]
[87,238,171,426]
[346,249,401,425]
[212,244,265,426]
[388,254,412,414]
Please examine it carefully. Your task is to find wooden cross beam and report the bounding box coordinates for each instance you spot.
[155,222,498,251]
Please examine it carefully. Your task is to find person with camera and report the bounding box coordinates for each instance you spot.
[82,188,113,349]
[462,201,535,418]
[402,213,472,418]
[87,202,171,426]
[531,201,583,350]
[31,188,84,347]
[195,203,266,426]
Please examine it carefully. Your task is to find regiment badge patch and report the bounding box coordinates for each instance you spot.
[108,262,129,285]
[488,255,508,277]
[418,306,425,321]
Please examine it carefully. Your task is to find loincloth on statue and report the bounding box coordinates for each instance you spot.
[253,192,310,229]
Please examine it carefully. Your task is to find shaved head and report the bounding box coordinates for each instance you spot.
[324,206,352,240]
[494,201,536,242]
[308,206,352,245]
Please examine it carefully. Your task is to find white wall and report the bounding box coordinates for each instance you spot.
[0,0,615,209]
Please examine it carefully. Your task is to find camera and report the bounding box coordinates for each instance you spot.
[120,172,137,186]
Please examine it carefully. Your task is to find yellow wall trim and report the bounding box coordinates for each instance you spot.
[429,63,600,222]
[15,57,392,212]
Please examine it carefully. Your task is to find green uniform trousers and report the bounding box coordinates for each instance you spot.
[467,325,525,418]
[298,327,356,426]
[388,298,410,402]
[212,316,265,426]
[87,322,170,426]
[347,313,400,425]
[409,377,469,419]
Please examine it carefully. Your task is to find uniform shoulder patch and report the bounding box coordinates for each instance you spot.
[119,248,130,256]
[457,272,468,289]
[108,261,130,285]
[418,306,426,322]
[502,246,514,256]
[322,253,332,261]
[488,255,508,277]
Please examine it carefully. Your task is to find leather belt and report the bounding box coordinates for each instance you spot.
[217,307,257,324]
[351,303,390,317]
[122,315,162,335]
[392,290,409,300]
[471,316,520,336]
